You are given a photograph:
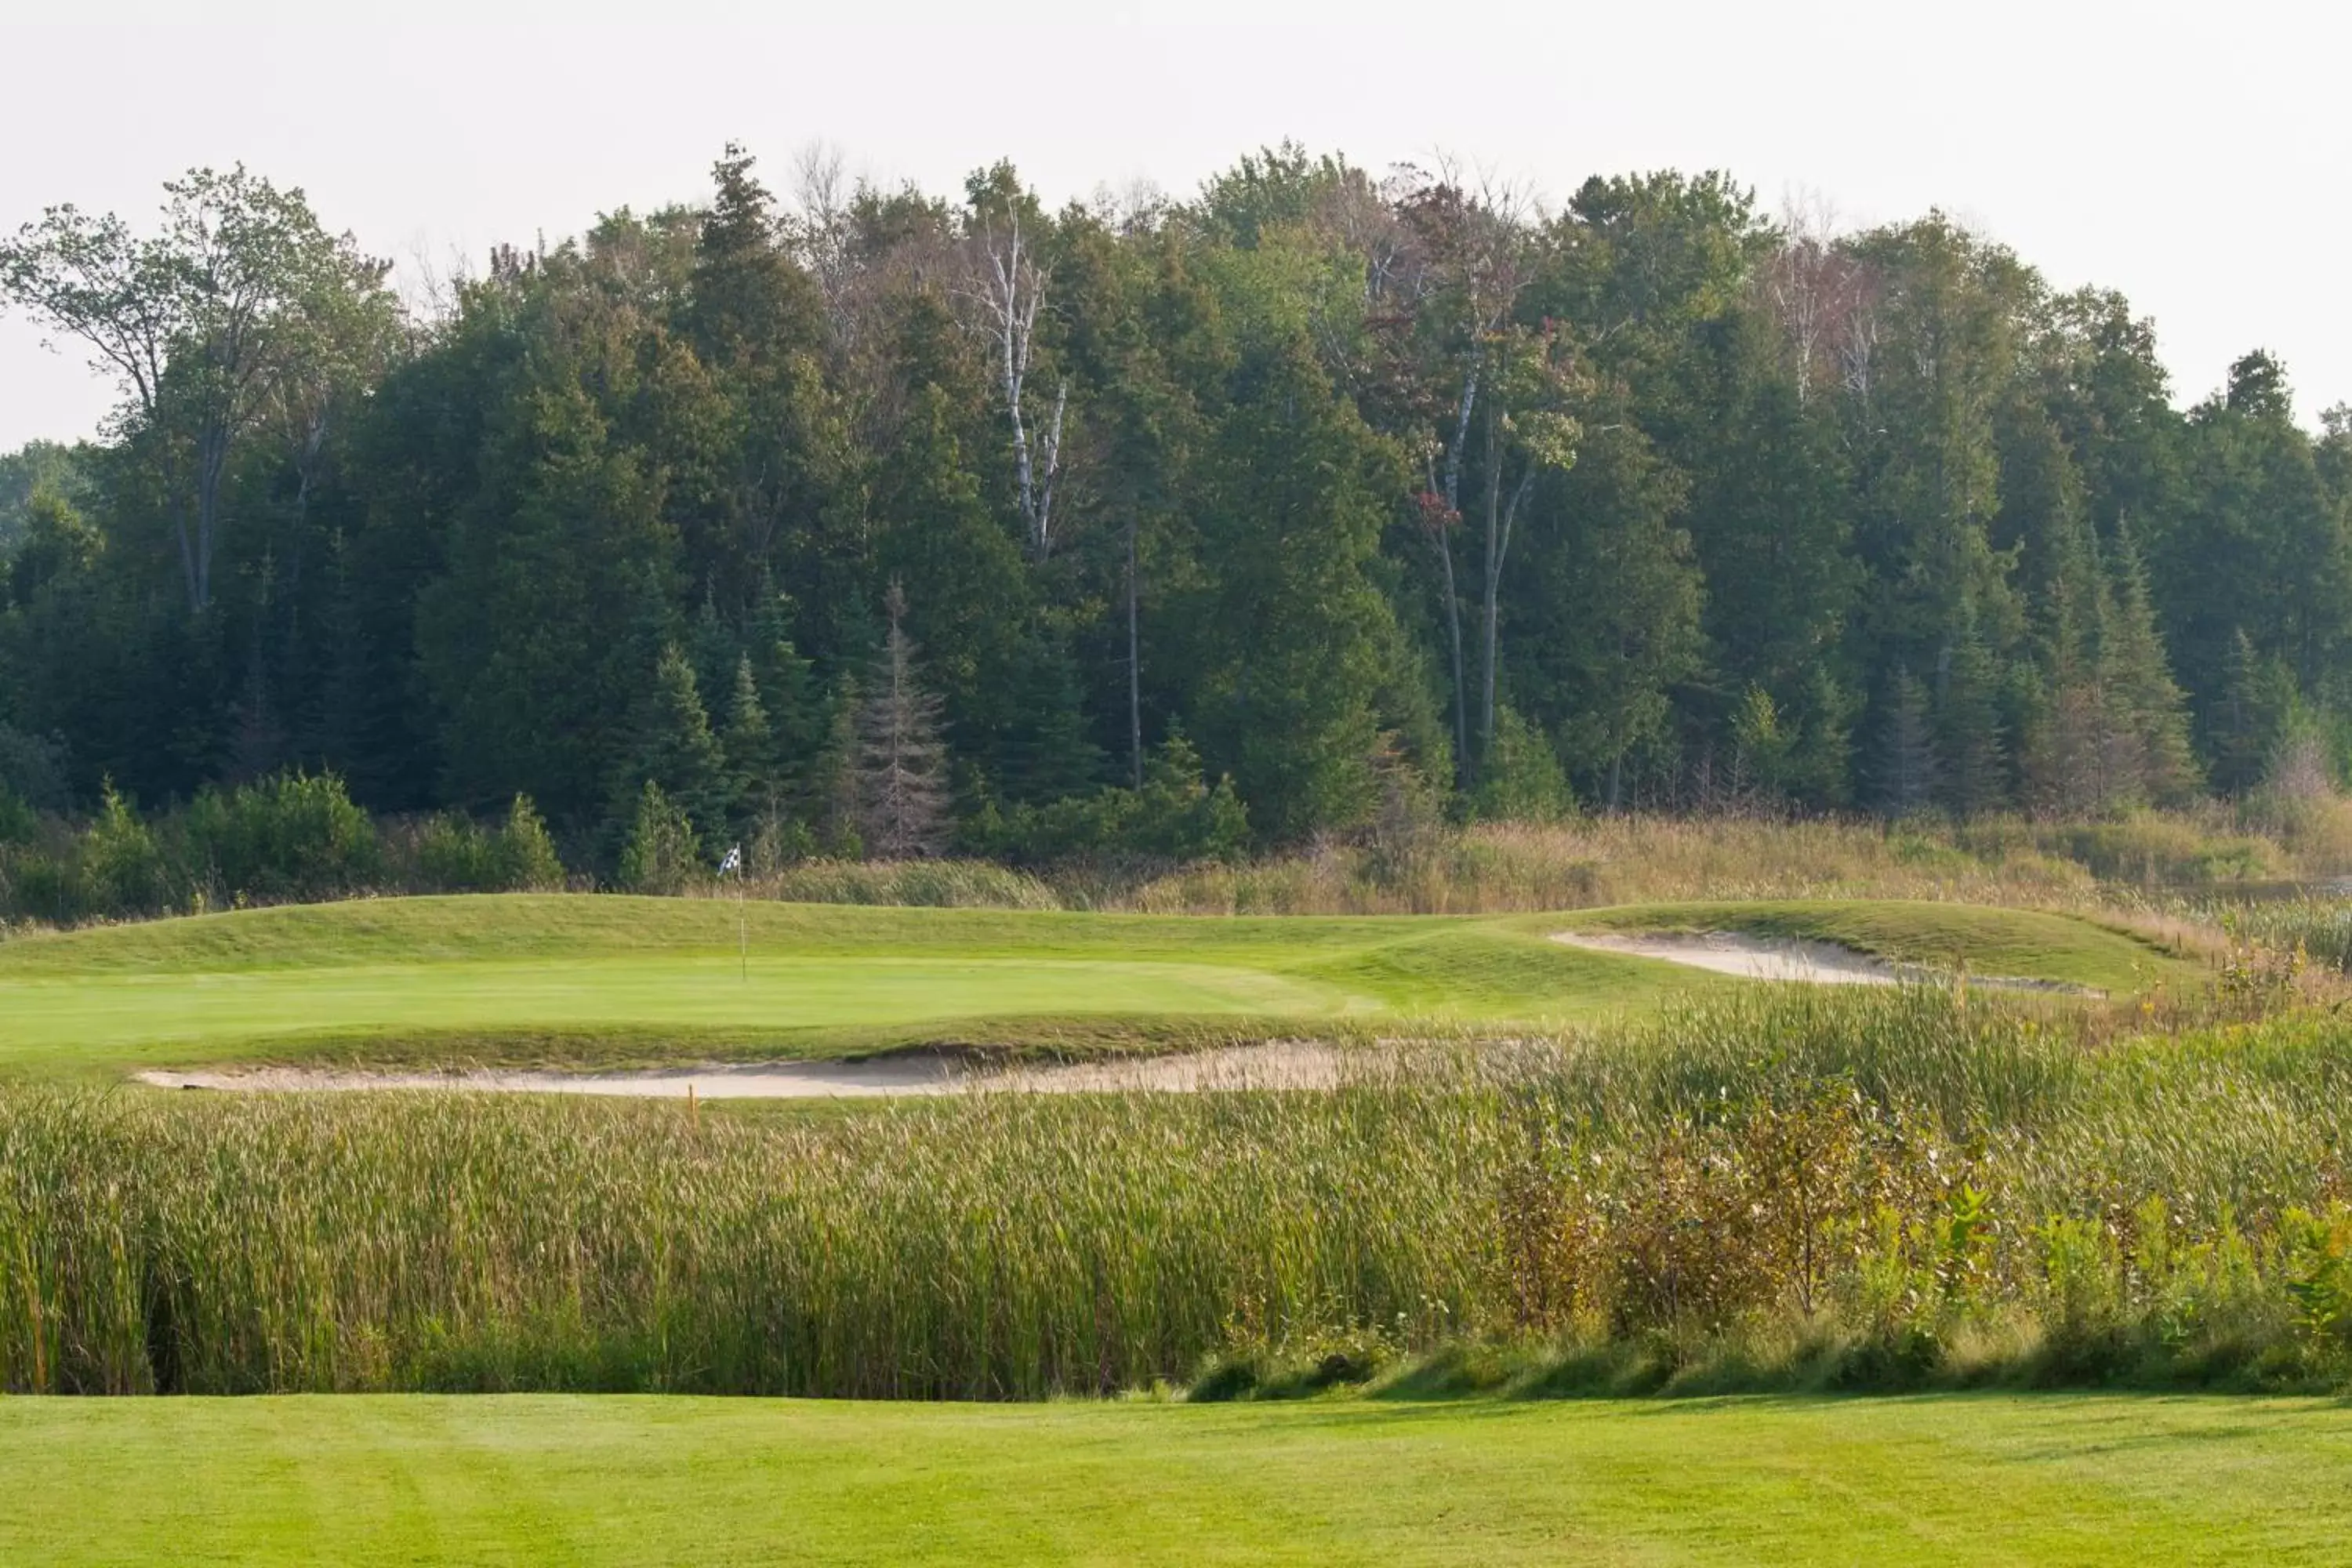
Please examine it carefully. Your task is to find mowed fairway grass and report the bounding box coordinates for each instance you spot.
[5,1392,2350,1565]
[0,893,2198,1075]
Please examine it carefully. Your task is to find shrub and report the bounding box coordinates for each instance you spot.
[79,782,167,914]
[967,735,1249,868]
[494,795,565,891]
[1468,706,1573,825]
[0,786,35,848]
[616,781,699,894]
[412,813,501,892]
[181,771,379,903]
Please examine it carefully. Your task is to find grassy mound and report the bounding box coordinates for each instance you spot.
[0,893,2198,1075]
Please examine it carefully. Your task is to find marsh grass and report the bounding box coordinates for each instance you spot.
[4,985,2351,1400]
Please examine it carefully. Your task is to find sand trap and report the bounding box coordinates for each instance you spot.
[1552,930,1916,985]
[133,1042,1350,1100]
[1551,930,2090,993]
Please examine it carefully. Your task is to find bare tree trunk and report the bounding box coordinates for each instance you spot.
[972,218,1063,561]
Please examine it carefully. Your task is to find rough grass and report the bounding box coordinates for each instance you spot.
[0,894,2200,1075]
[4,989,2347,1403]
[5,1392,2350,1565]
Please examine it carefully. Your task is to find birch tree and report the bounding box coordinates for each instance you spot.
[960,168,1065,561]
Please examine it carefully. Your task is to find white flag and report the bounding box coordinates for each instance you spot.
[718,844,742,877]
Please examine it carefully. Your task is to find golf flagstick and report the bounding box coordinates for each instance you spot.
[720,843,746,982]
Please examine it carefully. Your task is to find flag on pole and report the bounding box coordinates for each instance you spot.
[719,844,742,877]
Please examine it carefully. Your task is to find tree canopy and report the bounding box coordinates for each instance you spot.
[5,145,2348,865]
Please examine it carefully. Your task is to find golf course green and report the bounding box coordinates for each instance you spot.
[4,1391,2347,1564]
[0,892,2195,1075]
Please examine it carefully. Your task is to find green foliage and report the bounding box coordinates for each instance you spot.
[80,782,167,914]
[5,152,2351,851]
[411,796,564,894]
[182,771,379,904]
[612,643,731,841]
[1468,706,1572,823]
[496,794,566,891]
[615,780,699,894]
[967,733,1250,866]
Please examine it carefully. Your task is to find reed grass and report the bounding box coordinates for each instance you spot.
[4,985,2350,1399]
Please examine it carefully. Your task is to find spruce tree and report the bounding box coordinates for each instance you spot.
[1934,609,2006,818]
[2022,504,2106,812]
[855,583,951,859]
[2101,522,2199,804]
[2216,629,2297,796]
[688,590,739,712]
[1875,668,1938,816]
[720,653,778,827]
[616,780,699,894]
[612,644,731,842]
[743,574,819,805]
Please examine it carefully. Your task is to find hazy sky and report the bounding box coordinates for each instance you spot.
[4,1,2346,449]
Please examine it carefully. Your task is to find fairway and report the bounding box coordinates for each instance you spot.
[0,893,2195,1076]
[4,1392,2347,1565]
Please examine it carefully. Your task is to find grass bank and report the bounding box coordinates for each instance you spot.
[5,1392,2349,1565]
[0,893,2194,1074]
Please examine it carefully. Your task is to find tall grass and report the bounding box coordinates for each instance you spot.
[11,805,2334,940]
[1101,811,2319,916]
[5,988,2352,1399]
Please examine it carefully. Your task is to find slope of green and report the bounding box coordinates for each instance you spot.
[0,894,2196,1076]
[2,1392,2347,1565]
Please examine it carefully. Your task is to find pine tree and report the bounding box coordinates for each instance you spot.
[612,644,731,842]
[1934,608,2005,817]
[2021,503,2107,813]
[742,574,819,805]
[616,780,699,894]
[2101,522,2200,804]
[2216,628,2297,796]
[688,590,739,712]
[1874,668,1938,816]
[493,794,566,891]
[856,583,951,859]
[1785,666,1857,809]
[720,654,777,827]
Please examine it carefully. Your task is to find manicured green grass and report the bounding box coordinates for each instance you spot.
[0,893,2195,1075]
[2,1392,2346,1564]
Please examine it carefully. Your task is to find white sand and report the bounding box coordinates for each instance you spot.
[1550,929,2091,994]
[1549,930,1917,985]
[133,1041,1350,1100]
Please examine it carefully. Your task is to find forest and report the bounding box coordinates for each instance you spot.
[1,144,2347,887]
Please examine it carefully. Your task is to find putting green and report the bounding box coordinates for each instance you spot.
[2,1392,2346,1564]
[0,894,2195,1076]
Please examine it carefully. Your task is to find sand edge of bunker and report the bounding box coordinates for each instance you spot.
[132,1041,1358,1099]
[1550,928,2100,994]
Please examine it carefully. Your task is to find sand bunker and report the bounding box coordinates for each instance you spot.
[1551,930,2089,993]
[134,1042,1349,1100]
[1552,930,1918,985]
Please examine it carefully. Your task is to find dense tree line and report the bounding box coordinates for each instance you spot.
[2,146,2347,870]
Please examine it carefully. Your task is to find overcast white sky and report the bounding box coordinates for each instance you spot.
[4,0,2346,449]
